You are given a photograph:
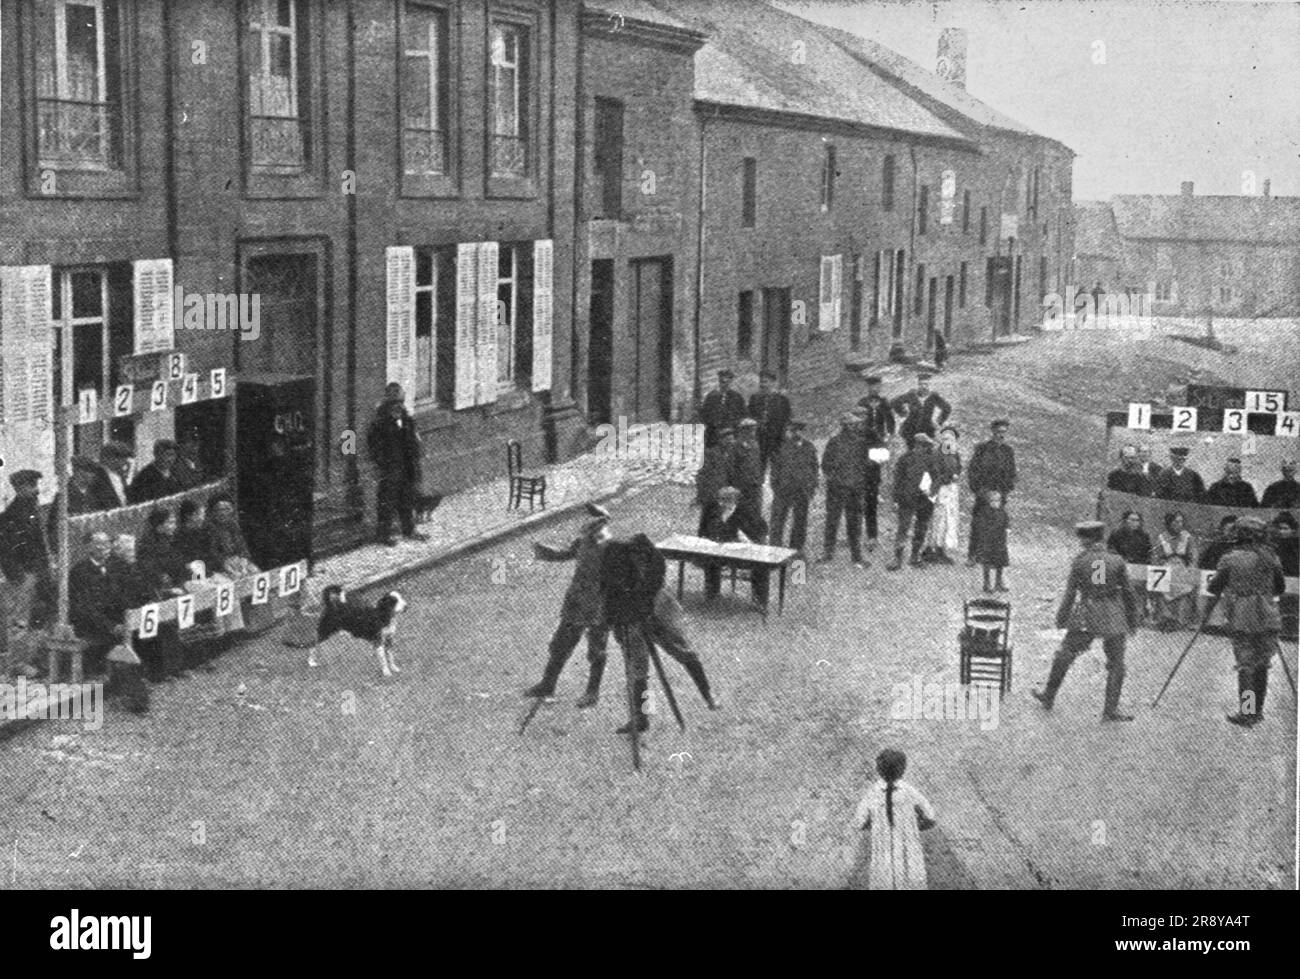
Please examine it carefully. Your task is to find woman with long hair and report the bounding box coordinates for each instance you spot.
[1154,510,1198,630]
[923,426,963,564]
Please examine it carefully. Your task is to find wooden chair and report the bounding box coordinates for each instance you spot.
[506,440,547,511]
[959,597,1013,694]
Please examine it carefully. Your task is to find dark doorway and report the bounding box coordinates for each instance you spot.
[761,286,792,386]
[943,274,954,338]
[849,254,863,351]
[587,259,615,424]
[593,97,624,220]
[987,256,1013,338]
[926,276,938,346]
[630,256,674,422]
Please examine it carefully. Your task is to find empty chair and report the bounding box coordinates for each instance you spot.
[959,596,1013,694]
[506,439,547,512]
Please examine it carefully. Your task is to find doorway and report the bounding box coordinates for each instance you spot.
[926,276,938,346]
[761,286,791,386]
[943,274,954,339]
[587,259,615,424]
[629,256,674,422]
[987,256,1013,338]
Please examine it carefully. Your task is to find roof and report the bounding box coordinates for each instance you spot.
[643,0,968,144]
[1074,201,1124,257]
[586,0,692,31]
[1110,194,1300,244]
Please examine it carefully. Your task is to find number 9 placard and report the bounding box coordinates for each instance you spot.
[252,572,271,605]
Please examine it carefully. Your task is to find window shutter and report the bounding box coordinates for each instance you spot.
[385,246,417,407]
[454,243,478,409]
[476,242,499,404]
[531,239,553,392]
[830,254,843,330]
[818,256,834,331]
[0,266,55,500]
[133,258,175,354]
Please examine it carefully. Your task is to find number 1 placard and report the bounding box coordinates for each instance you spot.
[1127,403,1152,430]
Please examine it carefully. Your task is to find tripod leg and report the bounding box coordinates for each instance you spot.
[623,642,641,772]
[1275,646,1298,699]
[1152,628,1204,708]
[645,628,686,732]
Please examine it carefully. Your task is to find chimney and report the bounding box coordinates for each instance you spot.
[1180,181,1194,197]
[1263,179,1271,197]
[937,28,967,89]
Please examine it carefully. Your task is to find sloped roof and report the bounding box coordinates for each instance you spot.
[644,0,968,143]
[585,0,693,32]
[1074,200,1123,257]
[1110,194,1300,244]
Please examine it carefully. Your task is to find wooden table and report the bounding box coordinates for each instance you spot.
[656,534,801,618]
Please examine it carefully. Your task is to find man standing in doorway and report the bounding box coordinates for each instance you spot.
[367,382,430,546]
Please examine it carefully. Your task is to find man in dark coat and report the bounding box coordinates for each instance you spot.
[367,383,430,545]
[1136,446,1163,485]
[1152,446,1205,502]
[69,532,130,672]
[769,421,818,552]
[819,415,867,566]
[1203,458,1260,509]
[1261,460,1300,509]
[890,371,951,449]
[90,441,135,511]
[728,418,765,515]
[966,418,1017,565]
[698,369,746,449]
[1199,516,1240,570]
[128,439,186,504]
[47,457,106,547]
[524,515,611,707]
[173,432,207,490]
[700,486,770,607]
[600,533,666,734]
[1209,517,1286,727]
[1106,445,1152,497]
[856,376,895,550]
[887,433,939,571]
[695,428,736,532]
[0,471,54,652]
[747,370,792,475]
[1032,521,1139,722]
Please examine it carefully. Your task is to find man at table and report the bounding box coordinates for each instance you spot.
[700,486,770,608]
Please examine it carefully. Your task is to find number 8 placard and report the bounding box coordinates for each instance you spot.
[215,582,234,617]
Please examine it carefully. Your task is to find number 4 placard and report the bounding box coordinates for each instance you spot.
[1276,412,1299,438]
[1170,407,1198,433]
[1127,403,1152,430]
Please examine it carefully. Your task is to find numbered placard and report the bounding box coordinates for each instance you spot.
[1245,390,1285,414]
[77,388,99,424]
[181,373,199,405]
[251,572,272,605]
[1170,406,1198,433]
[1145,564,1172,594]
[1275,411,1299,438]
[210,368,227,399]
[1126,402,1152,430]
[177,593,196,630]
[138,603,160,639]
[279,563,302,596]
[167,352,186,381]
[1222,409,1247,434]
[214,581,235,617]
[114,384,135,417]
[150,380,168,411]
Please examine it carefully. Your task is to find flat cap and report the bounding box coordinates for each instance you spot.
[917,370,934,380]
[716,427,736,438]
[584,502,611,520]
[582,516,611,536]
[785,419,807,430]
[716,486,741,500]
[864,374,883,384]
[990,418,1010,429]
[840,412,859,425]
[736,417,758,428]
[1169,446,1190,457]
[717,368,735,379]
[1226,457,1242,465]
[8,469,42,488]
[99,440,134,460]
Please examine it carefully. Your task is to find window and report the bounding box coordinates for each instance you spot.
[593,98,624,219]
[1155,245,1172,271]
[962,190,971,233]
[402,3,450,177]
[959,262,968,308]
[490,21,529,178]
[1217,284,1238,304]
[820,144,836,212]
[979,206,988,245]
[496,243,534,387]
[741,157,757,228]
[914,263,925,315]
[875,249,895,322]
[246,0,311,173]
[1155,281,1175,302]
[1038,255,1048,302]
[36,0,126,170]
[818,255,842,331]
[881,154,895,211]
[413,247,458,407]
[918,184,929,234]
[737,290,755,359]
[939,170,955,226]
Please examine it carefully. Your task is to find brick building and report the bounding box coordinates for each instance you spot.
[1074,182,1300,319]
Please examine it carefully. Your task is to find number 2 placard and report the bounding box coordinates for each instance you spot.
[1170,407,1198,432]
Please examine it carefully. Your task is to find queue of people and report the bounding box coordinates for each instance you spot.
[1106,443,1298,509]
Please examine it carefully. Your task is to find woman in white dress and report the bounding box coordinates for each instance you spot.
[923,426,963,563]
[853,749,937,890]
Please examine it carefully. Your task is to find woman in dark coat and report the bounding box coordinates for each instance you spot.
[137,508,191,593]
[174,499,213,570]
[1107,510,1153,563]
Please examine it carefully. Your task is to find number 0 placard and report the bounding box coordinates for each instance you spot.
[279,564,302,596]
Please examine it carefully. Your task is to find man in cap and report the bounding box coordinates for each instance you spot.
[769,420,818,552]
[92,441,136,510]
[1203,458,1260,509]
[886,432,939,571]
[1199,516,1240,570]
[699,369,746,449]
[524,510,612,707]
[729,418,765,515]
[1031,520,1138,722]
[1152,446,1205,503]
[695,427,736,533]
[1209,516,1286,727]
[1106,444,1153,497]
[48,456,106,544]
[701,486,770,607]
[68,531,131,673]
[1136,445,1162,483]
[1261,460,1300,510]
[367,382,430,546]
[819,414,867,567]
[967,419,1017,565]
[890,371,951,450]
[747,370,792,476]
[0,471,54,652]
[173,431,207,490]
[128,439,186,504]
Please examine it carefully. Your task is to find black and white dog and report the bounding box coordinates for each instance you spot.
[308,585,408,677]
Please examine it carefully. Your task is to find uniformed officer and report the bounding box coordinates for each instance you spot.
[1207,516,1286,728]
[1032,520,1139,722]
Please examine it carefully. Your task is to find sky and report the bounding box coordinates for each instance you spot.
[776,0,1300,200]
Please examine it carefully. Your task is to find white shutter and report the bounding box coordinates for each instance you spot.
[819,253,842,331]
[531,239,553,392]
[454,244,478,409]
[385,246,416,407]
[0,266,55,500]
[133,258,174,354]
[476,241,499,404]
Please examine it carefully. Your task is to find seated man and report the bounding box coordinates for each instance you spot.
[1106,444,1152,496]
[700,485,770,607]
[129,439,186,504]
[68,532,129,673]
[109,533,183,683]
[1204,458,1260,509]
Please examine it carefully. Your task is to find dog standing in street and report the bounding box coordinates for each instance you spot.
[308,585,408,677]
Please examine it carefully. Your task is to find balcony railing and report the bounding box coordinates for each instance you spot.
[37,97,120,170]
[250,115,307,172]
[490,133,527,178]
[403,127,448,176]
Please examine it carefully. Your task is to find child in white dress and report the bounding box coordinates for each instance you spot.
[853,749,937,890]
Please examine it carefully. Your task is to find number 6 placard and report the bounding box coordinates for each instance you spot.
[138,603,160,639]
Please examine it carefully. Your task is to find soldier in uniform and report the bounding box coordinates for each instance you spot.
[819,414,867,567]
[1032,520,1139,722]
[769,420,818,552]
[1207,516,1286,728]
[747,370,792,475]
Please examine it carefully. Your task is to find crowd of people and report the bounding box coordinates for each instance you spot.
[1106,443,1299,509]
[692,367,1016,600]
